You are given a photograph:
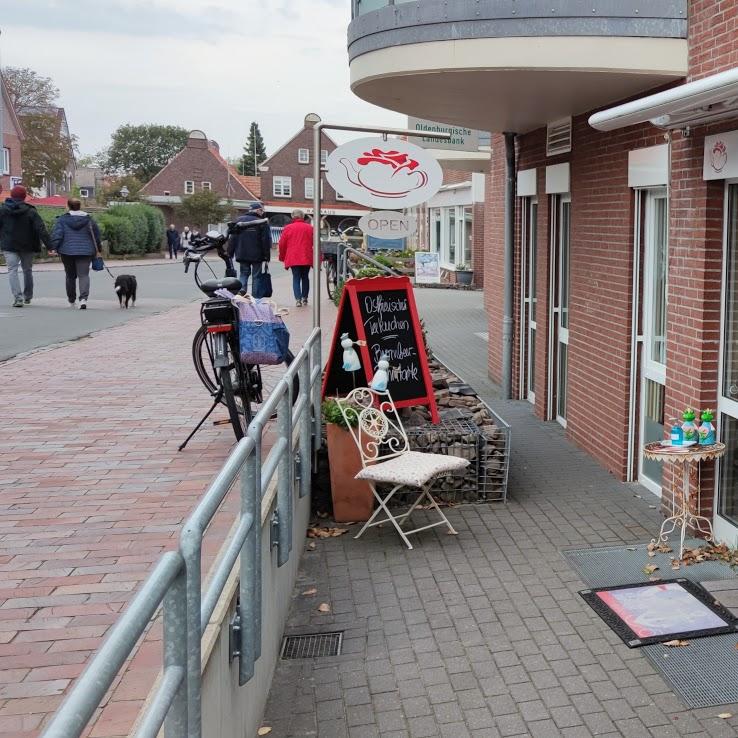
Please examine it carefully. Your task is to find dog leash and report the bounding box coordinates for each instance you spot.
[104,265,115,279]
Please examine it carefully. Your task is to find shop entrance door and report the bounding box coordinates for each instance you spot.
[548,195,571,425]
[520,198,538,403]
[638,189,668,496]
[715,182,738,545]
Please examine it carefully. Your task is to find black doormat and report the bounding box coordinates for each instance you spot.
[580,578,738,648]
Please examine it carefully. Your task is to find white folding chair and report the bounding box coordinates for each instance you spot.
[336,387,468,549]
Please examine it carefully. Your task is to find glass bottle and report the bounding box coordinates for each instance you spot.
[670,418,684,446]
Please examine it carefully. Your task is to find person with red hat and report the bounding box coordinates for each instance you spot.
[0,185,50,307]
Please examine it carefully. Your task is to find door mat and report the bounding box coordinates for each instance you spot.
[563,541,738,588]
[643,633,738,708]
[580,579,738,648]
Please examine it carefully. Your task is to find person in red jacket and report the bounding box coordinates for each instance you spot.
[278,209,314,307]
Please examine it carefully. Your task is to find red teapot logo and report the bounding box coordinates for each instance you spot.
[711,140,728,173]
[339,148,429,198]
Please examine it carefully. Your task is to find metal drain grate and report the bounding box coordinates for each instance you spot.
[563,541,738,588]
[281,632,343,660]
[643,634,738,708]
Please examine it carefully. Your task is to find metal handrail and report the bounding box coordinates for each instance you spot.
[41,328,323,738]
[339,245,403,282]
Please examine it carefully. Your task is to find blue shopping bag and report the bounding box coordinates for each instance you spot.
[237,299,289,365]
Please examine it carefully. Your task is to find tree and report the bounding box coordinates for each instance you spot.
[175,191,232,230]
[98,175,143,205]
[103,124,189,182]
[20,112,76,188]
[2,67,59,110]
[240,122,267,177]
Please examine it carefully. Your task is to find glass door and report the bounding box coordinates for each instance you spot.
[638,190,668,495]
[549,196,571,426]
[521,199,538,403]
[715,182,738,544]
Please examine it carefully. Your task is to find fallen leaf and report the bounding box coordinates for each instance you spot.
[671,559,681,570]
[307,527,349,539]
[649,505,658,509]
[307,542,317,550]
[718,712,732,719]
[258,728,272,735]
[663,639,689,647]
[626,546,637,551]
[634,494,642,499]
[302,588,317,596]
[643,564,659,575]
[317,511,329,519]
[649,575,662,582]
[318,603,331,613]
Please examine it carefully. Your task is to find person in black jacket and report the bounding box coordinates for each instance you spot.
[166,224,180,260]
[227,202,272,294]
[0,185,50,307]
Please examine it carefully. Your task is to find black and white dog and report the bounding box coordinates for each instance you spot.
[114,275,137,309]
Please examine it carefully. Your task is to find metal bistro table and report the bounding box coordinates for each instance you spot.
[643,441,726,559]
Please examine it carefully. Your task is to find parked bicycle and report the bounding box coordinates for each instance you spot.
[179,221,296,449]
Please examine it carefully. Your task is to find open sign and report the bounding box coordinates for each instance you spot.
[359,211,417,239]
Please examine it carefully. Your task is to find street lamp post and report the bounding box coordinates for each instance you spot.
[119,185,129,201]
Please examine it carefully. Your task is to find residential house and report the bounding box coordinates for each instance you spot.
[346,2,738,541]
[0,75,24,195]
[17,105,75,196]
[74,166,105,202]
[140,130,260,227]
[259,114,369,232]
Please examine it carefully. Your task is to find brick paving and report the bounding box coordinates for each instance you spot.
[263,288,738,738]
[0,285,335,737]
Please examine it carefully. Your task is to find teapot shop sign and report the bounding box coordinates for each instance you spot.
[359,211,417,239]
[325,137,443,209]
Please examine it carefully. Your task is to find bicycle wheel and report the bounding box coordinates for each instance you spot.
[219,350,253,440]
[325,260,337,300]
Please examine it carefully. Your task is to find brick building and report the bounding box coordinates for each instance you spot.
[259,114,369,230]
[0,74,24,195]
[346,1,738,540]
[140,130,259,227]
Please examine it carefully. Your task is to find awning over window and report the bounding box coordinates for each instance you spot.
[589,67,738,132]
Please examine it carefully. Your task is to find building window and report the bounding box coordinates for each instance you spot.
[2,148,9,175]
[321,150,328,167]
[273,176,292,198]
[298,148,309,164]
[79,188,90,198]
[184,181,195,194]
[202,181,212,191]
[335,190,347,201]
[305,177,314,199]
[164,190,171,196]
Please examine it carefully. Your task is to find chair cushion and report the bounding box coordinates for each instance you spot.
[355,451,469,488]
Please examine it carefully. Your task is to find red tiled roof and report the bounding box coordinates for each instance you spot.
[239,176,261,199]
[207,144,259,200]
[28,195,68,207]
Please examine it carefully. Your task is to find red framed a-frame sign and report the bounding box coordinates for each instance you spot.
[322,276,439,423]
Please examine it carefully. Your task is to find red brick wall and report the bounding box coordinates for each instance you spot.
[1,104,22,193]
[688,0,738,81]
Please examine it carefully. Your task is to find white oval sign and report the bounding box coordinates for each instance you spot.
[359,211,417,239]
[326,137,443,209]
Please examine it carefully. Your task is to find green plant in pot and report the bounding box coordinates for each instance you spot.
[455,262,473,286]
[322,399,374,522]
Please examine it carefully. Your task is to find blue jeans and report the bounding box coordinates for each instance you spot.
[291,265,310,301]
[238,261,261,294]
[4,251,33,301]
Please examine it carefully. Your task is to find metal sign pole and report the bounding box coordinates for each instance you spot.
[310,121,451,330]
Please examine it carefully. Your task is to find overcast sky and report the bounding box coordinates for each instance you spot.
[1,0,405,160]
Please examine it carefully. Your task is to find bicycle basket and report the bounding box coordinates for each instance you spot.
[237,299,290,365]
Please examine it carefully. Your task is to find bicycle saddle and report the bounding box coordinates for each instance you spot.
[199,277,242,296]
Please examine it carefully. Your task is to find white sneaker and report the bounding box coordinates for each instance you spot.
[79,299,87,310]
[68,301,76,308]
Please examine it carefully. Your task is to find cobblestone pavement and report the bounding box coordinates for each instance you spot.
[263,288,738,738]
[0,286,335,737]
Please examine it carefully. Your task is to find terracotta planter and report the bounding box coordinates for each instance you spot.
[326,423,374,522]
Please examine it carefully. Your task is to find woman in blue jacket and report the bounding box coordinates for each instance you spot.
[50,198,102,309]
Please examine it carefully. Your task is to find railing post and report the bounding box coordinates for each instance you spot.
[299,357,311,498]
[239,450,259,685]
[248,420,264,662]
[277,380,293,566]
[164,568,188,737]
[180,532,202,738]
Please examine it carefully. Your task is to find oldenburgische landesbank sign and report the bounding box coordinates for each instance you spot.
[325,137,443,210]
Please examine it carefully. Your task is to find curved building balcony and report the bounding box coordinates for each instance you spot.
[348,0,688,133]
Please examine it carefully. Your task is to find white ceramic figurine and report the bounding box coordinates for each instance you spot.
[341,333,362,372]
[370,354,390,392]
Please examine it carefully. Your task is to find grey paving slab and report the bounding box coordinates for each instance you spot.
[260,288,738,736]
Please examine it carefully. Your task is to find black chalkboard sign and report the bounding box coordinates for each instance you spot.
[322,276,439,423]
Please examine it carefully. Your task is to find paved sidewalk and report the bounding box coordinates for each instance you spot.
[0,256,175,274]
[0,287,335,737]
[263,289,738,738]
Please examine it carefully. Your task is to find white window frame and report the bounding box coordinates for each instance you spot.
[79,188,90,199]
[305,177,314,199]
[1,148,9,176]
[298,148,310,164]
[202,181,212,191]
[321,149,328,167]
[273,176,292,198]
[184,180,195,195]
